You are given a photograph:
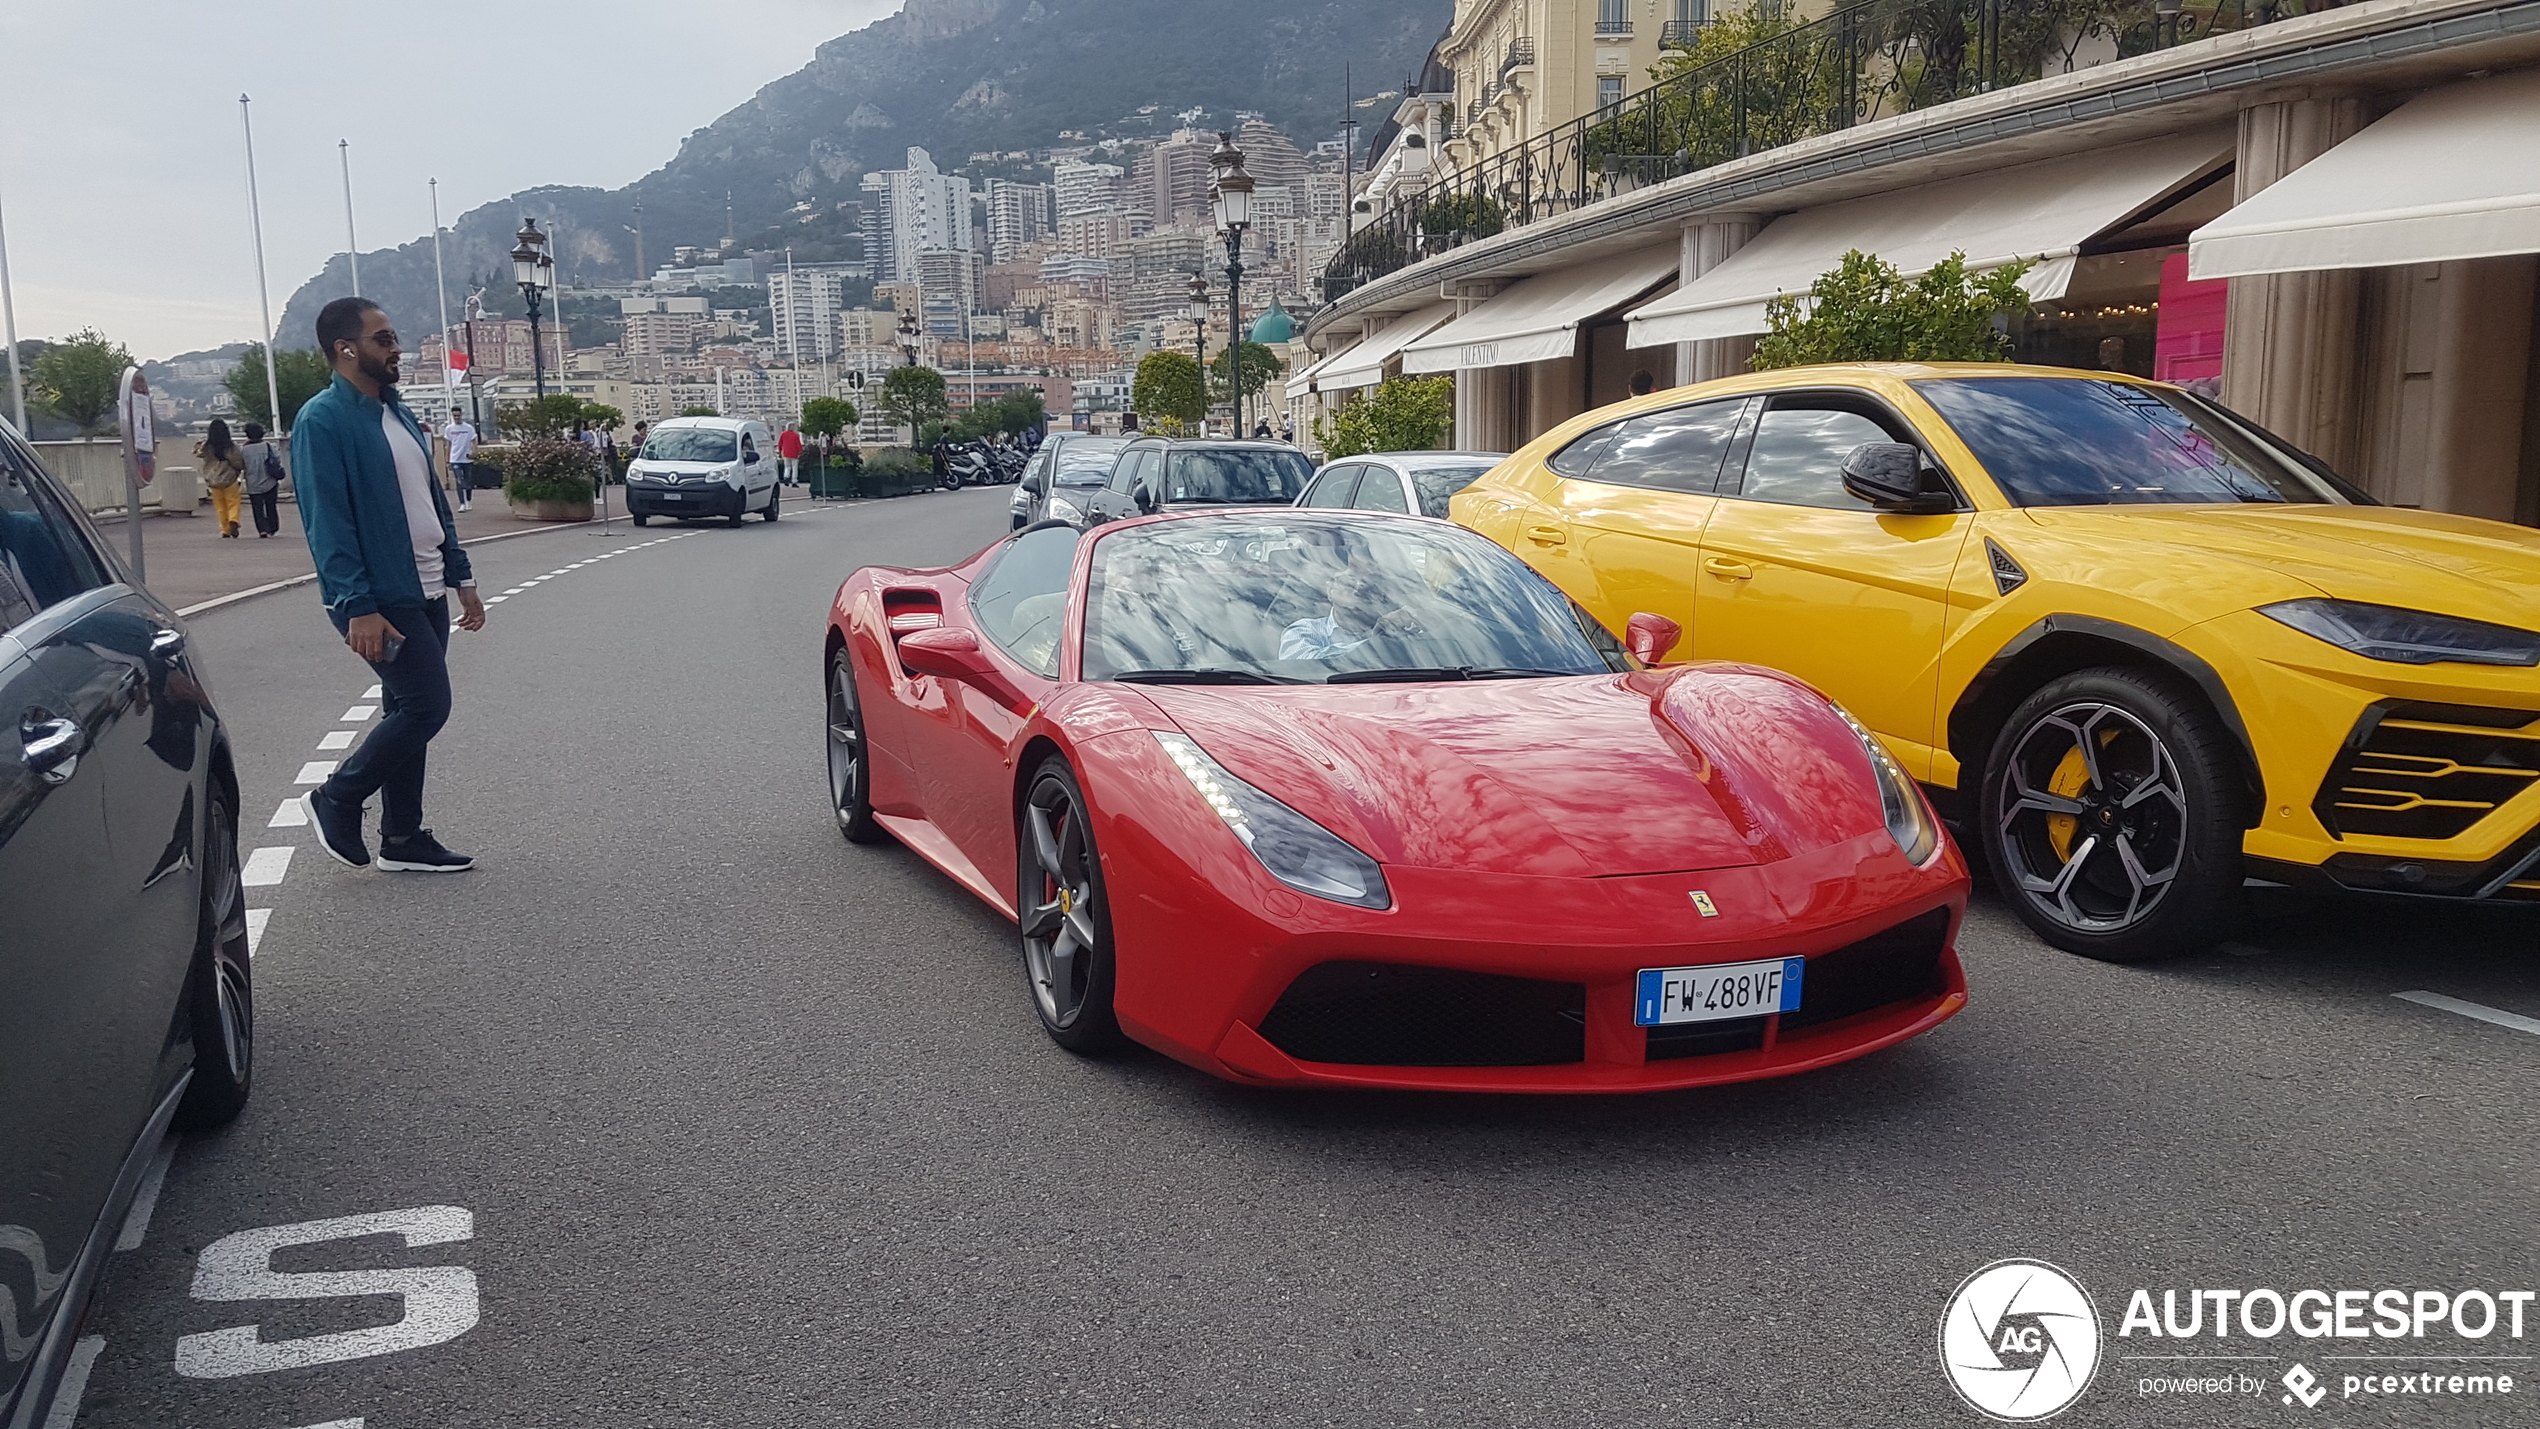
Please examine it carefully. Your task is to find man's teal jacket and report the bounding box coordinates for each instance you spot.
[291,375,472,618]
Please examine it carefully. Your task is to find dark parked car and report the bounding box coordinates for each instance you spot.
[0,420,251,1427]
[1295,451,1510,519]
[1079,438,1313,525]
[1012,434,1133,529]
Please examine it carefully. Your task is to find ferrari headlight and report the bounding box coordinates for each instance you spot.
[1153,731,1390,909]
[1044,494,1085,524]
[1830,705,1941,865]
[2259,599,2540,667]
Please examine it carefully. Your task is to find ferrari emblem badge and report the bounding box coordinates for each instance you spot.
[1059,888,1074,913]
[1689,890,1719,918]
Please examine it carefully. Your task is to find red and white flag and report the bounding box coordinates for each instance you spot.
[444,350,468,390]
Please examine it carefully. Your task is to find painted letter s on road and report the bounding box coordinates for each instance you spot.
[173,1205,478,1378]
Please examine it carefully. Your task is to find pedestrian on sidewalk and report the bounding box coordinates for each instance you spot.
[239,422,286,537]
[294,296,485,874]
[445,407,477,512]
[778,422,803,486]
[196,419,246,537]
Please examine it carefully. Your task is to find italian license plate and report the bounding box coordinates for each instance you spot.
[1634,957,1804,1026]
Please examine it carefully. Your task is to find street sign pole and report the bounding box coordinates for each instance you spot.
[116,367,154,582]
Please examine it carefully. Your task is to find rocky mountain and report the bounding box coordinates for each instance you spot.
[277,0,1446,354]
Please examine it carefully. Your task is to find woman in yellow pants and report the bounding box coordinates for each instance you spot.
[197,419,247,536]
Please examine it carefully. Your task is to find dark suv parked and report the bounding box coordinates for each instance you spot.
[1079,439,1313,525]
[0,420,252,1428]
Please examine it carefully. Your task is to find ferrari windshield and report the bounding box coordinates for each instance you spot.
[1083,514,1626,683]
[1162,448,1313,504]
[640,430,738,464]
[1912,376,2351,507]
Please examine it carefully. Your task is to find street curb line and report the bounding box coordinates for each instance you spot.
[168,512,716,619]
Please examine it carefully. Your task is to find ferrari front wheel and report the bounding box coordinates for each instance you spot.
[1018,759,1124,1054]
[827,648,886,845]
[1980,667,2244,963]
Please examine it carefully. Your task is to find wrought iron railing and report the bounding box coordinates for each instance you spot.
[1326,0,2328,300]
[1594,18,1636,35]
[1502,37,1537,73]
[1660,18,1702,44]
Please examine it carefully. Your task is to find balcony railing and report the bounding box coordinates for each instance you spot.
[1660,19,1702,45]
[1326,0,2328,301]
[1502,37,1537,74]
[1594,18,1635,36]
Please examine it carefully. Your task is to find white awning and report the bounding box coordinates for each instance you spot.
[2189,68,2540,280]
[1400,246,1682,373]
[1626,129,2232,348]
[1315,303,1460,390]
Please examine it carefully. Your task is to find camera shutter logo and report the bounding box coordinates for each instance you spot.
[1939,1259,2102,1420]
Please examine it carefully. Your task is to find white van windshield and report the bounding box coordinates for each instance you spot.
[643,430,738,464]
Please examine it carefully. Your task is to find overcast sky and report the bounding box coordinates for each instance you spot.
[2,0,897,362]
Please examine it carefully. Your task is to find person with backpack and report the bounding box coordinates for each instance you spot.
[195,418,246,537]
[240,422,287,537]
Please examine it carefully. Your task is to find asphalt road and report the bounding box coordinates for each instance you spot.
[63,486,2540,1429]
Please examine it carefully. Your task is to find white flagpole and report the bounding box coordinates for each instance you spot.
[0,174,26,435]
[430,179,454,411]
[240,96,284,434]
[339,139,361,295]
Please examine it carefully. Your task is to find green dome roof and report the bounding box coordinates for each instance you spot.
[1249,300,1295,345]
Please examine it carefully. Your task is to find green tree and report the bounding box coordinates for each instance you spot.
[878,365,949,436]
[1313,374,1454,458]
[1132,350,1204,427]
[32,329,132,434]
[800,396,859,440]
[495,393,623,440]
[1750,249,2033,370]
[1207,341,1285,407]
[221,346,332,430]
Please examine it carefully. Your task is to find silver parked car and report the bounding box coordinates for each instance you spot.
[1294,451,1510,519]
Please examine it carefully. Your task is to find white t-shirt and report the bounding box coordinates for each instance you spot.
[382,409,448,599]
[445,421,476,463]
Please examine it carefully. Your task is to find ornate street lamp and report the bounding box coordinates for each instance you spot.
[896,308,922,367]
[511,219,554,400]
[1185,272,1210,433]
[1209,132,1255,438]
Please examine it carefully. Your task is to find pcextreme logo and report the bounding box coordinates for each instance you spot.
[1940,1260,2103,1421]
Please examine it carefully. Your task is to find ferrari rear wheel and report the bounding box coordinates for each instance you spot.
[1980,667,2244,963]
[1018,759,1124,1054]
[827,647,886,845]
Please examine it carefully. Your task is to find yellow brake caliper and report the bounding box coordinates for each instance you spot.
[2044,730,2122,863]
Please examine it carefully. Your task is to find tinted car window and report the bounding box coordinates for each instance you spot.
[1301,466,1361,508]
[1913,376,2352,507]
[1548,423,1619,477]
[0,438,110,628]
[1353,468,1408,513]
[1163,449,1311,504]
[1411,465,1495,518]
[970,524,1081,677]
[1109,448,1153,493]
[1735,405,1898,509]
[1584,401,1745,494]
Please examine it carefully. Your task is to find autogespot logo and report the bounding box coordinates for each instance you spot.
[1941,1260,2104,1420]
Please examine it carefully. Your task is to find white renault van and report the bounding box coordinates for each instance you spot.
[624,416,779,525]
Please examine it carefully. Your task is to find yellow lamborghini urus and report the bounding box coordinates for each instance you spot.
[1454,363,2540,962]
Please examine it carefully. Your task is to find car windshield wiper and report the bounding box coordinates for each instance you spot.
[1322,666,1580,683]
[1108,668,1307,685]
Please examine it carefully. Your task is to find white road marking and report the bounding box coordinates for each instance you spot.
[114,1135,179,1251]
[39,1336,102,1429]
[2395,990,2540,1038]
[285,1421,367,1429]
[242,847,295,886]
[502,587,527,595]
[174,1207,480,1378]
[246,908,271,956]
[341,705,376,722]
[484,596,508,604]
[294,761,337,784]
[270,798,308,828]
[316,730,356,750]
[363,684,382,699]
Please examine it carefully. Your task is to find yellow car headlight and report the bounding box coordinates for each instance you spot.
[2260,599,2540,668]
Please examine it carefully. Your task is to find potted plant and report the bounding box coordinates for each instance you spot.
[500,437,598,522]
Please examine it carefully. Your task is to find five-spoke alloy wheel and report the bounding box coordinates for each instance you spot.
[176,787,254,1130]
[1018,759,1123,1053]
[827,648,885,844]
[1981,667,2244,963]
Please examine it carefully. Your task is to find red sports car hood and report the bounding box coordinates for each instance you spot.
[1134,669,1880,877]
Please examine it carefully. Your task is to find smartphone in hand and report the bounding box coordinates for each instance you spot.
[378,630,406,664]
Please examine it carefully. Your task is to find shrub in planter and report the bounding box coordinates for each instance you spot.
[500,438,599,519]
[859,447,936,497]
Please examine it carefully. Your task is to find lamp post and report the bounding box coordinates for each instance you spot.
[1185,272,1210,434]
[1209,132,1255,438]
[511,219,554,400]
[896,309,921,367]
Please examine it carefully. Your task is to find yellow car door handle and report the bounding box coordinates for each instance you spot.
[1705,557,1754,580]
[1525,525,1568,546]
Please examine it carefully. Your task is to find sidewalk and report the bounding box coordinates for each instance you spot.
[91,495,616,615]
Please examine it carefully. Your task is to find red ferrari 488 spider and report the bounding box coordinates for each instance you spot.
[823,510,1968,1092]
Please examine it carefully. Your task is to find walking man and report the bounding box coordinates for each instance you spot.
[294,296,485,873]
[445,406,478,512]
[777,422,803,486]
[240,422,286,537]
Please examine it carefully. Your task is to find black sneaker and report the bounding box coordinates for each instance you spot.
[377,829,474,873]
[302,789,370,867]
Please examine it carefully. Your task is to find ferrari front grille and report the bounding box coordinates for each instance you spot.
[2314,702,2540,841]
[1256,961,1586,1067]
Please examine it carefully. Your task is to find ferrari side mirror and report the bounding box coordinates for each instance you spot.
[1624,612,1682,666]
[895,626,1027,708]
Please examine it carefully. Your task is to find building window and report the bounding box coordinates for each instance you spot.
[1595,0,1631,36]
[1598,76,1624,113]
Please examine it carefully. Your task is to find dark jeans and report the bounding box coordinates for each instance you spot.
[322,598,452,840]
[248,487,281,535]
